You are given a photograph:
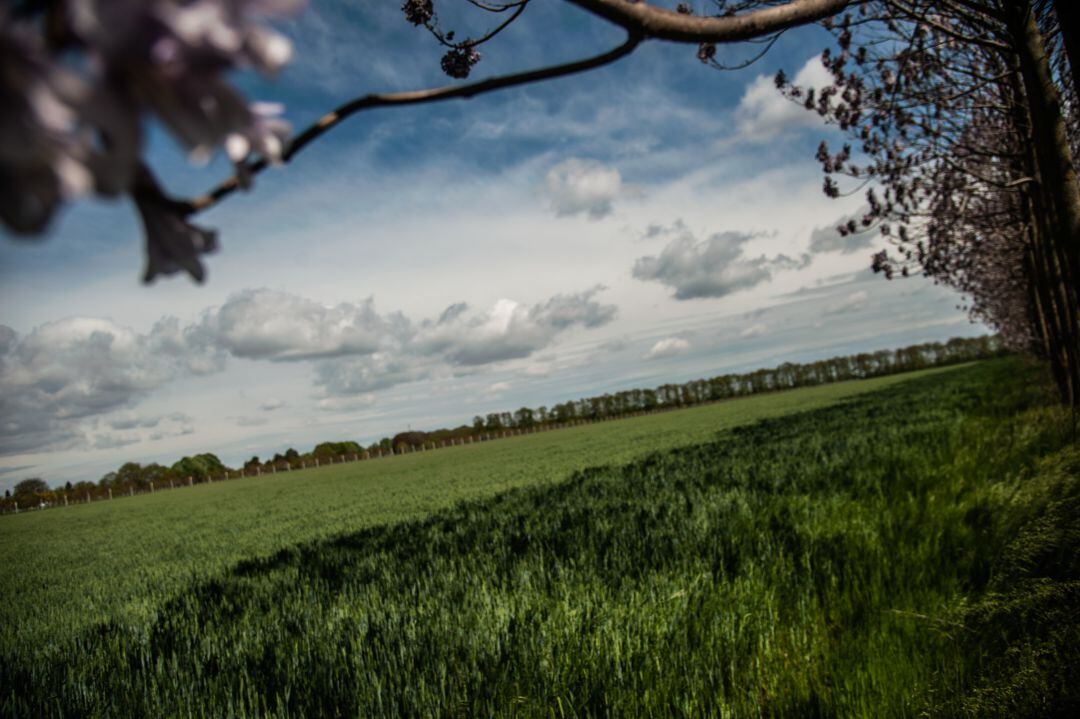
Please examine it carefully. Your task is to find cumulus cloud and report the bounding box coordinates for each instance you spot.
[808,208,876,254]
[643,337,690,360]
[413,286,617,366]
[314,353,432,396]
[0,285,617,453]
[314,287,615,399]
[195,289,407,362]
[545,158,623,219]
[633,230,804,300]
[735,56,832,142]
[0,318,222,455]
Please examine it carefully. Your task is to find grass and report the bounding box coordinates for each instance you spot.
[0,367,950,651]
[3,359,1078,717]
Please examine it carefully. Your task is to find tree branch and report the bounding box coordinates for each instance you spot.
[189,0,857,215]
[564,0,853,43]
[187,31,642,214]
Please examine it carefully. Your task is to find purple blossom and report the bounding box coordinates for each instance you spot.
[440,46,481,79]
[0,23,91,234]
[68,0,303,160]
[401,0,435,26]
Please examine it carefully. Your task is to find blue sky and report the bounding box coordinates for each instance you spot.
[0,1,984,490]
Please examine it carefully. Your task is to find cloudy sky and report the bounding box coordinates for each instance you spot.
[0,2,984,491]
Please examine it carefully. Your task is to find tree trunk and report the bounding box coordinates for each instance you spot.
[1053,0,1080,102]
[1007,1,1080,405]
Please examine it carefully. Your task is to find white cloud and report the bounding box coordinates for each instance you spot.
[412,286,617,366]
[260,398,286,411]
[740,323,768,339]
[643,337,690,361]
[735,56,832,142]
[545,158,623,219]
[91,433,141,450]
[0,317,222,455]
[316,394,376,413]
[312,286,617,399]
[485,381,511,397]
[314,352,432,396]
[808,208,877,254]
[633,230,805,300]
[195,289,403,362]
[108,413,163,430]
[825,290,870,315]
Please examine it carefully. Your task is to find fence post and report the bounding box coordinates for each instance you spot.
[188,476,193,487]
[315,458,320,467]
[86,492,91,503]
[150,482,154,493]
[129,487,134,497]
[64,494,68,507]
[108,488,113,500]
[13,502,17,514]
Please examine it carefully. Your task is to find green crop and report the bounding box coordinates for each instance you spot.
[2,359,1077,717]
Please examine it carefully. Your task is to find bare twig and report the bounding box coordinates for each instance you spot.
[187,31,642,214]
[188,0,856,215]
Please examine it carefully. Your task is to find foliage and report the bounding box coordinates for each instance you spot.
[170,453,227,481]
[787,1,1080,405]
[1,359,1077,716]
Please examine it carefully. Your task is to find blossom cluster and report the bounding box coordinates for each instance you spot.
[1,0,304,281]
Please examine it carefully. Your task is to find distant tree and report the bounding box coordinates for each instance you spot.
[313,441,362,457]
[172,454,227,480]
[390,432,428,453]
[13,478,49,499]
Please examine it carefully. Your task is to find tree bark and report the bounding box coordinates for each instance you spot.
[1007,2,1080,279]
[565,0,851,43]
[1053,0,1080,102]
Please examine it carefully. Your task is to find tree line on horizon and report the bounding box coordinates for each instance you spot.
[1,335,1002,513]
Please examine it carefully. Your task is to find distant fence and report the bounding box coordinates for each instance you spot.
[1,338,1004,516]
[0,411,696,515]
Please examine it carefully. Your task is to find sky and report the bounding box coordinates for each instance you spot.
[0,1,985,491]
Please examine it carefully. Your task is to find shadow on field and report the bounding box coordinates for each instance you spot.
[5,358,1080,718]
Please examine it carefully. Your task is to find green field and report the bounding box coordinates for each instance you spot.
[3,359,1079,716]
[0,368,951,650]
